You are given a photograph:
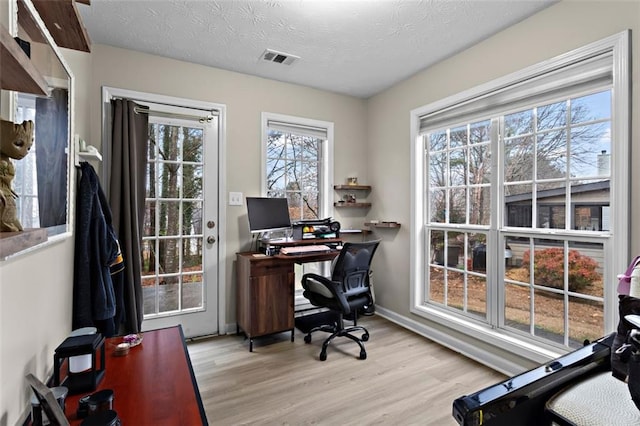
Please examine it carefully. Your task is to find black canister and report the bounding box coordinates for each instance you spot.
[87,389,114,415]
[80,410,120,426]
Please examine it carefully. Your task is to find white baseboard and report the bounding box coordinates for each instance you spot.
[374,306,528,377]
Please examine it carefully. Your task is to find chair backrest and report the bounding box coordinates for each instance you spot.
[331,240,380,297]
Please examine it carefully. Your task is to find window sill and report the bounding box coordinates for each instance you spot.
[411,303,564,364]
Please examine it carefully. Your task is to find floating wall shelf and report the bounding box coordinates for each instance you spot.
[0,26,49,95]
[364,222,401,228]
[334,202,372,208]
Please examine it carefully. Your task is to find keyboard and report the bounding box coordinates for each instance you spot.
[280,244,331,255]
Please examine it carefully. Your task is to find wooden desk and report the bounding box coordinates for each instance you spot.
[64,326,207,425]
[236,246,340,352]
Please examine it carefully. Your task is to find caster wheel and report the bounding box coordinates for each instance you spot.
[360,351,367,360]
[319,351,327,361]
[304,335,311,344]
[362,333,369,342]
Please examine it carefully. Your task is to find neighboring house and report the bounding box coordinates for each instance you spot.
[505,179,610,232]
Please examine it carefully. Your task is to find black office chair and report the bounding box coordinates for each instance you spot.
[301,240,380,361]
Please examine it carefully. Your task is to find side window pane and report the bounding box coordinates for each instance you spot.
[265,121,325,222]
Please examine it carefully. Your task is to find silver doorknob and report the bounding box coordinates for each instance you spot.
[207,236,216,244]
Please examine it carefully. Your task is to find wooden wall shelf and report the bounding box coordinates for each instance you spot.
[334,184,371,191]
[365,222,401,228]
[334,202,372,208]
[30,0,92,52]
[0,26,49,95]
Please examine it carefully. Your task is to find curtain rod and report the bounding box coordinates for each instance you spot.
[133,106,216,123]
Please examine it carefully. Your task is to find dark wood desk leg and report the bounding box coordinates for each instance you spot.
[291,329,294,342]
[250,338,253,352]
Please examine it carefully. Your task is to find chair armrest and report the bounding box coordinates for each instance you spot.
[302,273,350,313]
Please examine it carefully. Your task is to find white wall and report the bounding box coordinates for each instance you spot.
[366,0,640,368]
[87,45,369,332]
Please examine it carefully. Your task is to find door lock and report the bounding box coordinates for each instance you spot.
[207,221,216,229]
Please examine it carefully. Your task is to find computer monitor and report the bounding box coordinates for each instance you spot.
[246,197,292,234]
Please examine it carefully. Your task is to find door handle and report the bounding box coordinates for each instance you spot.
[207,236,216,244]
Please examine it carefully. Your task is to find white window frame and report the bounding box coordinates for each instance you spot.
[409,31,630,363]
[260,112,334,219]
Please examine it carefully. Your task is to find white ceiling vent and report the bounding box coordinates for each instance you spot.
[260,49,299,65]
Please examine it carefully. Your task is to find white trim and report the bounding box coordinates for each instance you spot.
[261,112,334,219]
[377,306,534,377]
[409,31,630,364]
[101,86,227,336]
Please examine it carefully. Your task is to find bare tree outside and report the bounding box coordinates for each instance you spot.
[141,122,205,314]
[266,129,321,221]
[428,92,611,231]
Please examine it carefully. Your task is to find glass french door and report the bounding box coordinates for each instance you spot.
[140,113,219,337]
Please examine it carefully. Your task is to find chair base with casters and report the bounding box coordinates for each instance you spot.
[303,312,369,361]
[301,240,380,361]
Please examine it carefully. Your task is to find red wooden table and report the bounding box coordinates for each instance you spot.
[64,325,207,425]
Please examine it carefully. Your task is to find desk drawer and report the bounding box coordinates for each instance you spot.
[250,262,292,277]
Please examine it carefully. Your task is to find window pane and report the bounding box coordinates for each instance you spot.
[430,189,446,223]
[469,186,490,226]
[301,193,320,220]
[429,152,447,188]
[430,130,447,151]
[158,201,181,237]
[449,188,466,224]
[448,270,465,311]
[182,128,203,163]
[470,120,491,144]
[505,283,530,334]
[537,100,567,131]
[182,238,202,273]
[301,161,319,192]
[182,274,203,310]
[429,267,445,305]
[469,144,491,184]
[182,201,202,236]
[504,136,534,182]
[506,204,532,228]
[504,184,533,227]
[568,297,603,348]
[182,165,203,199]
[571,91,611,124]
[450,125,467,148]
[144,201,157,237]
[504,109,533,137]
[537,130,566,179]
[449,148,467,186]
[570,123,611,178]
[300,137,320,161]
[267,158,287,191]
[534,288,564,345]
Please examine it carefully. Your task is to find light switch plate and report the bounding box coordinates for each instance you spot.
[229,192,243,206]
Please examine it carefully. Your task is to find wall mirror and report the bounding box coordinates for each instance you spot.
[0,0,73,259]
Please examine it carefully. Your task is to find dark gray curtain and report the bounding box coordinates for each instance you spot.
[35,88,68,227]
[109,99,148,334]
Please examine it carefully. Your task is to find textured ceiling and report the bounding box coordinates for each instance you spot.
[77,0,556,99]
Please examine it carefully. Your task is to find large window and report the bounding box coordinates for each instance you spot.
[411,32,629,357]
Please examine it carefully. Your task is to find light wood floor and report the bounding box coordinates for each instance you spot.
[187,315,506,425]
